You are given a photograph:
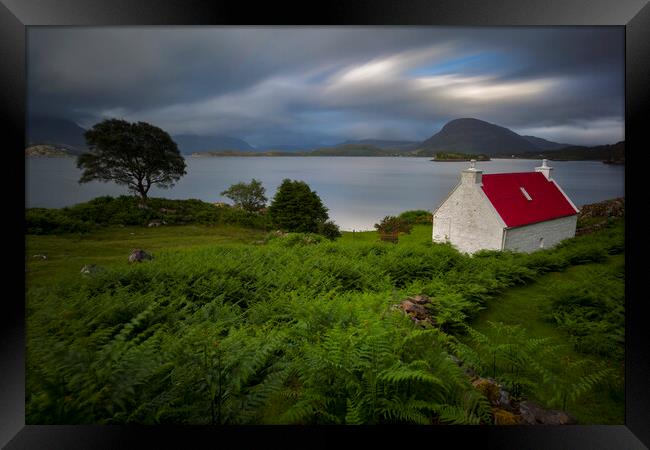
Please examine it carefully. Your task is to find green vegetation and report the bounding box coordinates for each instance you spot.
[431,152,490,161]
[219,178,268,212]
[78,119,187,201]
[461,254,624,423]
[398,210,433,225]
[26,196,270,234]
[267,179,330,234]
[25,203,624,424]
[374,215,413,243]
[496,141,625,162]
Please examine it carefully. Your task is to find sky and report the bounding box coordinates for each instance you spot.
[27,26,624,147]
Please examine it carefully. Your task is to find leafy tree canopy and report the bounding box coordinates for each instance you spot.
[77,119,187,201]
[220,179,267,213]
[268,179,329,233]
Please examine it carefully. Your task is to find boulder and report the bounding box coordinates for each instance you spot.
[128,249,153,263]
[471,377,515,411]
[80,264,103,275]
[518,401,577,425]
[472,377,501,404]
[32,254,47,260]
[407,294,432,305]
[148,220,165,227]
[395,299,435,326]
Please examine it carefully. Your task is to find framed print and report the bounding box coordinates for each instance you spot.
[3,0,649,448]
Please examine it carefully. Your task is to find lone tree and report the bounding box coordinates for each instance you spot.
[220,179,267,212]
[77,119,186,202]
[268,179,329,233]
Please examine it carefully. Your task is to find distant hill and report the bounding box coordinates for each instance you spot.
[192,150,298,157]
[27,116,87,153]
[494,141,625,162]
[253,144,320,152]
[521,135,571,151]
[191,144,400,157]
[334,139,420,152]
[172,134,254,154]
[415,118,544,156]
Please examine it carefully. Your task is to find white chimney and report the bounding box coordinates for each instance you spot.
[461,159,482,184]
[535,159,553,180]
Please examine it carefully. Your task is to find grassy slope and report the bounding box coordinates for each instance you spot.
[466,254,624,424]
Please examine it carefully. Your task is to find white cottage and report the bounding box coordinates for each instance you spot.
[432,159,579,254]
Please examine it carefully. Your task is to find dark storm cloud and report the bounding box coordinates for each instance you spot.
[28,27,624,146]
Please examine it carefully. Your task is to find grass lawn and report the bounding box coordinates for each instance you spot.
[26,224,268,288]
[465,254,625,424]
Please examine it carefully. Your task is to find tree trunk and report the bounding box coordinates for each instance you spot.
[136,181,149,204]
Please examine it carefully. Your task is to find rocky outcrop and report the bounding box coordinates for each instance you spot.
[448,359,577,425]
[393,295,436,326]
[576,198,624,235]
[128,249,153,263]
[519,401,577,425]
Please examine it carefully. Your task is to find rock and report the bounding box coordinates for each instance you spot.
[518,401,577,425]
[32,254,47,260]
[395,299,435,326]
[148,220,166,227]
[471,377,515,411]
[407,294,432,305]
[472,377,502,404]
[80,264,103,275]
[128,249,153,263]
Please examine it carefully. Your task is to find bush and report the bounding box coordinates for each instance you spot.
[26,208,94,234]
[374,216,413,236]
[25,196,272,234]
[398,210,432,225]
[317,220,342,240]
[268,179,329,233]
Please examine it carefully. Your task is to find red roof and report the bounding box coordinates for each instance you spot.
[481,172,578,228]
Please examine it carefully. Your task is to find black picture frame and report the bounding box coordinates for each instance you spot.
[3,0,648,448]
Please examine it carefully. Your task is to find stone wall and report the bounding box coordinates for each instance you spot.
[503,215,577,253]
[432,175,504,254]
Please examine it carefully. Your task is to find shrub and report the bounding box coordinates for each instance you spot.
[398,210,432,225]
[317,220,342,240]
[26,208,94,234]
[374,216,413,238]
[268,179,329,233]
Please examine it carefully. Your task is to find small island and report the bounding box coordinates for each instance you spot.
[25,144,74,157]
[430,152,491,162]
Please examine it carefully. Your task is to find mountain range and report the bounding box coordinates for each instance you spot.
[26,116,617,160]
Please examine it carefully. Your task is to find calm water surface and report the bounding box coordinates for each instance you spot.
[26,157,625,231]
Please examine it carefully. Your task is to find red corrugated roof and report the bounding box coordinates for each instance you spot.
[481,172,578,228]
